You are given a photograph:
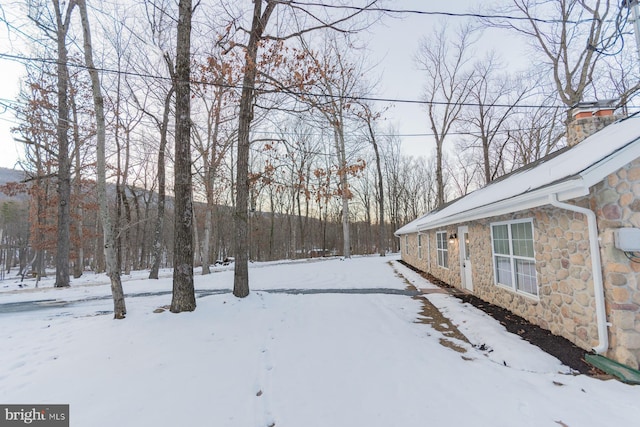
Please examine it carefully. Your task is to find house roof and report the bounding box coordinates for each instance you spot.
[395,113,640,235]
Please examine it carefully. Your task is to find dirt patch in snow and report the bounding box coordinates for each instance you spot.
[398,260,603,376]
[412,294,470,354]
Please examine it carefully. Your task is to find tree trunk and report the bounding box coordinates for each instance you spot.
[33,189,45,278]
[121,187,132,275]
[201,203,212,274]
[367,119,385,256]
[234,0,276,298]
[482,134,491,185]
[138,191,150,269]
[193,208,200,267]
[53,0,75,288]
[201,91,224,275]
[334,126,350,258]
[78,0,126,319]
[149,86,173,279]
[114,124,123,271]
[170,0,196,313]
[69,81,84,278]
[121,130,132,275]
[131,189,143,270]
[435,135,445,207]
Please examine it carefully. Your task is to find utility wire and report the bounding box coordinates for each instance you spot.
[0,52,568,110]
[286,1,609,25]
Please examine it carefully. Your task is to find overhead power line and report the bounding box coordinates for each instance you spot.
[286,1,602,25]
[0,52,568,110]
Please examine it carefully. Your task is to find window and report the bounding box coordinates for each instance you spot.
[491,220,537,296]
[418,234,422,259]
[404,235,409,255]
[436,231,448,268]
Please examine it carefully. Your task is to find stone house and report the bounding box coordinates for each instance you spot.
[395,105,640,370]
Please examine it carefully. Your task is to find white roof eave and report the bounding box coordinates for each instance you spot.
[395,115,640,236]
[415,178,589,232]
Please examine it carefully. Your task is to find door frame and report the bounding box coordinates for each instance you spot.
[458,226,473,292]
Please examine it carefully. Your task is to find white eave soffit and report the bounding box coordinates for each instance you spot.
[407,117,640,234]
[415,178,589,232]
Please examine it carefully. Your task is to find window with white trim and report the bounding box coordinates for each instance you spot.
[436,231,448,268]
[418,234,422,259]
[491,219,538,296]
[404,235,409,255]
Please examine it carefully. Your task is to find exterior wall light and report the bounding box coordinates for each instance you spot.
[449,233,457,244]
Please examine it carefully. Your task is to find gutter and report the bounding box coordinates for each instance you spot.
[415,179,589,233]
[548,194,609,354]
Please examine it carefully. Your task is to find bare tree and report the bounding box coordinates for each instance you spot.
[192,51,238,274]
[279,121,322,257]
[77,0,126,319]
[358,103,386,256]
[296,36,370,259]
[508,100,565,167]
[225,0,380,296]
[148,84,173,279]
[128,0,177,279]
[231,0,276,297]
[487,0,621,107]
[171,0,196,312]
[68,79,84,279]
[459,53,531,185]
[416,24,476,207]
[52,0,76,287]
[445,148,480,199]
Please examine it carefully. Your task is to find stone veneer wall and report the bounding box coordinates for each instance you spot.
[399,229,463,288]
[399,158,640,368]
[401,210,600,354]
[470,209,599,353]
[399,233,424,272]
[423,229,462,289]
[593,158,640,368]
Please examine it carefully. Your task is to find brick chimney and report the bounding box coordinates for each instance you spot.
[566,100,623,147]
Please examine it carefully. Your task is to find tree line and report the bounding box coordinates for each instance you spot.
[0,0,638,316]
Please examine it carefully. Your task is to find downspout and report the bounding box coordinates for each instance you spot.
[548,194,609,354]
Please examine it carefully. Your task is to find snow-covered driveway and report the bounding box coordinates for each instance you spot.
[1,256,638,426]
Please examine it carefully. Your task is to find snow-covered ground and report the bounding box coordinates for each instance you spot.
[1,256,639,426]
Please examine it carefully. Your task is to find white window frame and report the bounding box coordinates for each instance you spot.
[417,234,422,259]
[404,235,409,255]
[436,231,448,268]
[490,219,538,297]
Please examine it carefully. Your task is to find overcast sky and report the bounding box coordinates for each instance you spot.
[366,0,529,158]
[0,1,528,170]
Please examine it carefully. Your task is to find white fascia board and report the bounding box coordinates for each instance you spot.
[394,227,415,236]
[394,222,419,236]
[579,137,640,188]
[415,179,589,232]
[403,123,640,235]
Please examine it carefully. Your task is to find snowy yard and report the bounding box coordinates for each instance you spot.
[1,256,639,426]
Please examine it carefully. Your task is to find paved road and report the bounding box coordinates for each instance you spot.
[0,288,419,315]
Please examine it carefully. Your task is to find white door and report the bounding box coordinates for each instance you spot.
[459,226,473,292]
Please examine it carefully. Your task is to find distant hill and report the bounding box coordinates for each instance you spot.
[0,167,26,185]
[0,167,28,202]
